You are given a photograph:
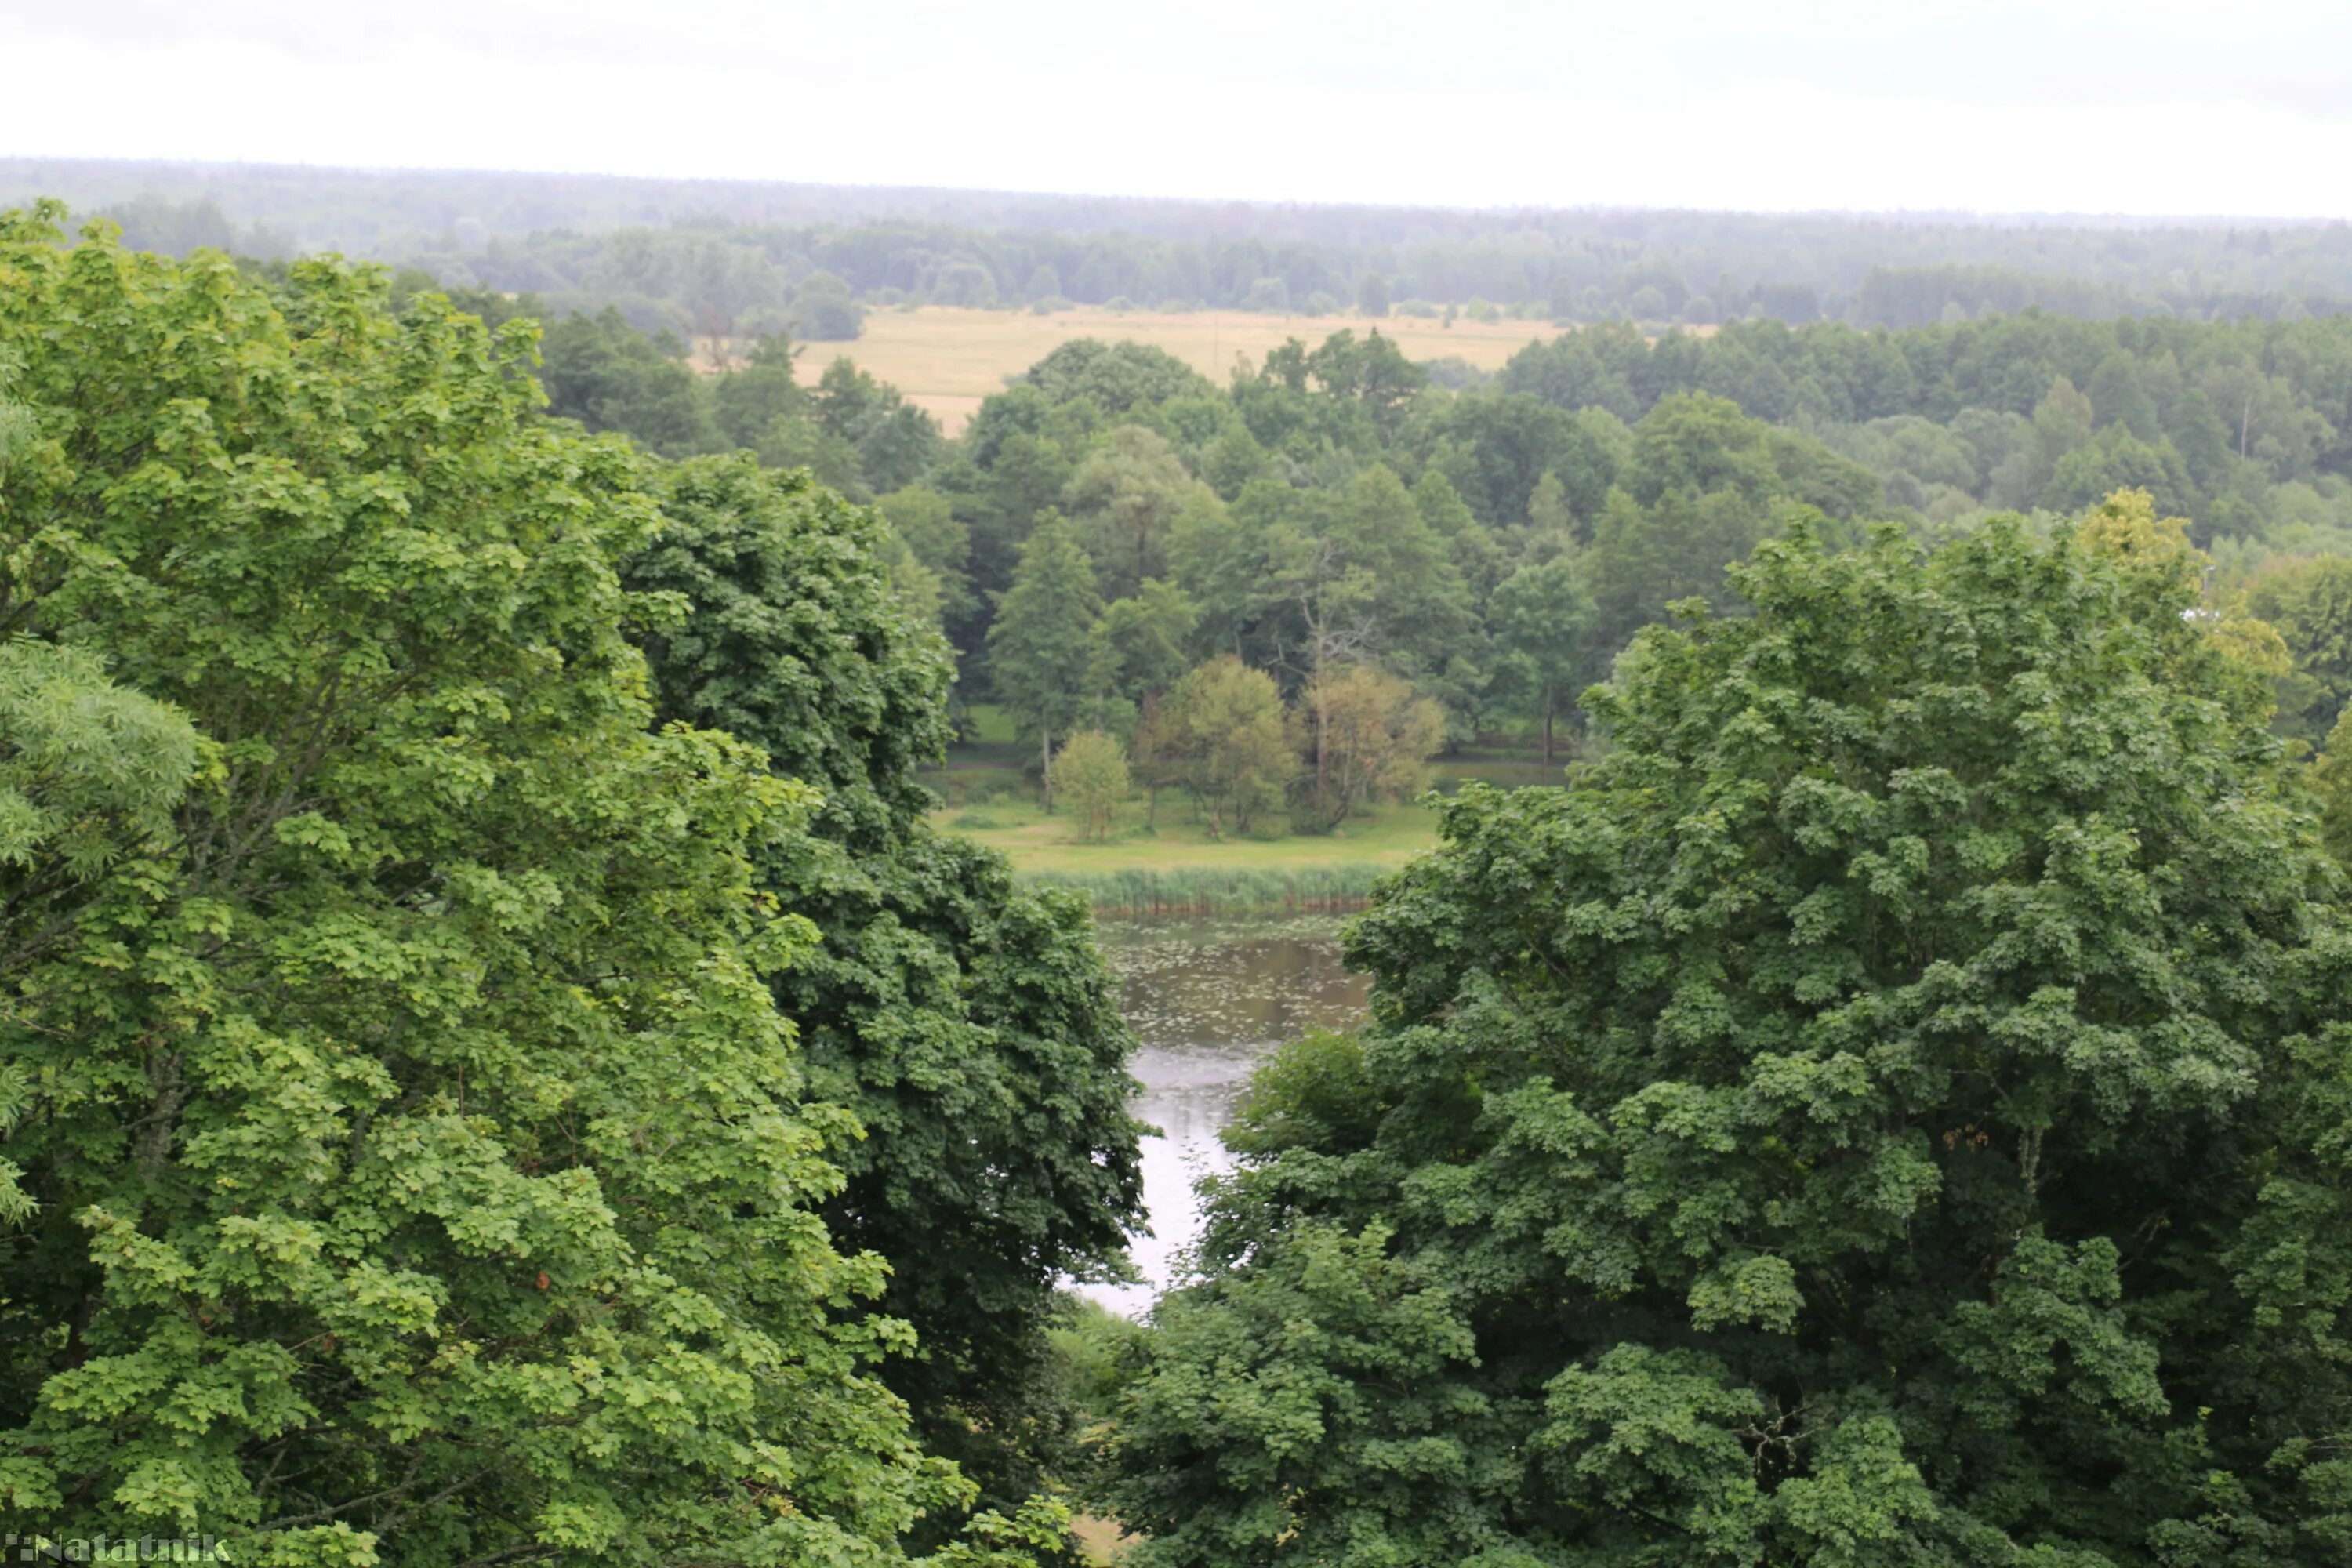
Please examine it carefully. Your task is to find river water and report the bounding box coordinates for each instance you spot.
[1085,911,1370,1316]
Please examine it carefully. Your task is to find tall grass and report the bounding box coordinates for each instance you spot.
[1020,862,1398,916]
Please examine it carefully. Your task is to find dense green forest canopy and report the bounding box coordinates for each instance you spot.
[495,270,2352,802]
[10,158,2352,341]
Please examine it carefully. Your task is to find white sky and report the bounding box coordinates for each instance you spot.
[5,0,2350,217]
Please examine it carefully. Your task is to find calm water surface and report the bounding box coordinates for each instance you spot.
[1086,911,1370,1315]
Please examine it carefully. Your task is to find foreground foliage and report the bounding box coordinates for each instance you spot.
[0,206,1056,1566]
[1105,506,2352,1565]
[621,456,1147,1543]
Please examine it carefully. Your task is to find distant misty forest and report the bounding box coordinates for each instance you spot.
[9,156,2352,343]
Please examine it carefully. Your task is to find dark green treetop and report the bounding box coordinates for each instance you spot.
[620,456,1146,1544]
[1104,505,2352,1566]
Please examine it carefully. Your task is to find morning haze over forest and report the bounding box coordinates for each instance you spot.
[9,5,2352,1565]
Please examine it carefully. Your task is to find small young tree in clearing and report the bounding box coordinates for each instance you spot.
[1160,656,1297,838]
[1300,665,1446,832]
[1052,730,1131,842]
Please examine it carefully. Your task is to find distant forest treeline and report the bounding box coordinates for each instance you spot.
[495,278,2352,786]
[10,158,2352,336]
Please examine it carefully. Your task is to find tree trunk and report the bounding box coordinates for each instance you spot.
[1543,688,1555,770]
[1040,724,1053,813]
[1315,698,1329,818]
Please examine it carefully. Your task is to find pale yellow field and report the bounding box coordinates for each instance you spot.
[773,307,1564,434]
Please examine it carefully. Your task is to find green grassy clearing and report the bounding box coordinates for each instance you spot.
[923,706,1570,909]
[929,795,1439,913]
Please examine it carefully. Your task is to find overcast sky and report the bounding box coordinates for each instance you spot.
[5,0,2349,217]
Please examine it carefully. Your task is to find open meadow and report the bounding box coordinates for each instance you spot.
[924,708,1563,911]
[779,305,1563,432]
[934,793,1438,867]
[927,794,1437,913]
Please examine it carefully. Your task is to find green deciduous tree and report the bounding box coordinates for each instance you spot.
[539,303,720,456]
[2309,704,2352,869]
[0,639,201,893]
[1296,665,1445,832]
[1302,330,1428,435]
[1096,579,1201,706]
[1319,466,1475,688]
[2088,349,2160,438]
[0,206,983,1565]
[1426,393,1616,532]
[1020,339,1217,416]
[988,515,1106,806]
[1584,394,1878,689]
[877,483,976,629]
[0,640,204,1229]
[2042,424,2198,517]
[793,271,865,340]
[1062,425,1203,601]
[1105,510,2352,1566]
[1490,551,1599,765]
[1155,658,1296,838]
[2033,372,2096,470]
[2247,553,2352,744]
[811,357,944,495]
[621,456,1146,1541]
[954,389,1087,606]
[2166,384,2236,498]
[710,331,810,447]
[1051,731,1131,843]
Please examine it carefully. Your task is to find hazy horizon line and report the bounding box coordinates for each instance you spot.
[7,153,2341,232]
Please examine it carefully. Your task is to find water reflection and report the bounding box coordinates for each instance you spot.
[1087,913,1370,1316]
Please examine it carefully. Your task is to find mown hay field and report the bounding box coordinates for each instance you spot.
[782,307,1562,433]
